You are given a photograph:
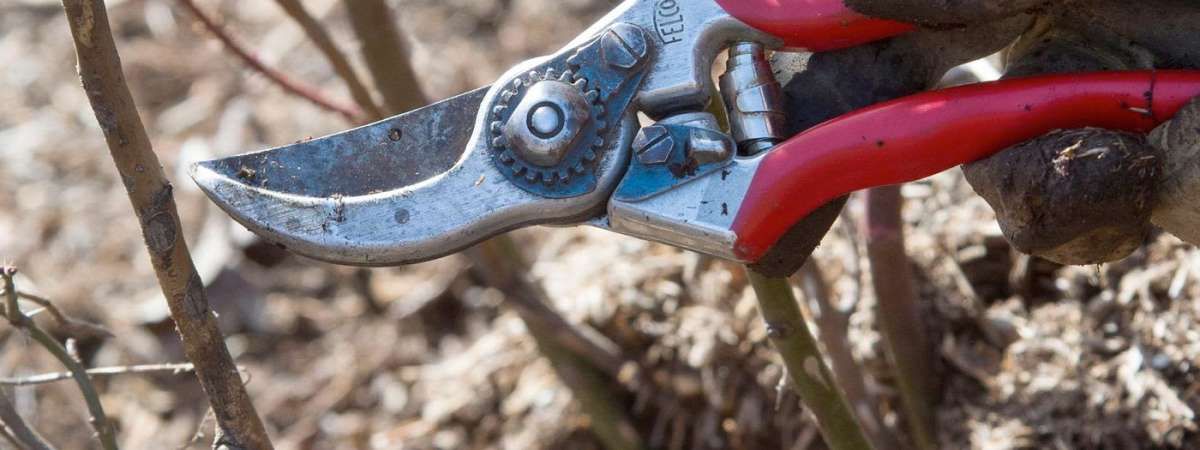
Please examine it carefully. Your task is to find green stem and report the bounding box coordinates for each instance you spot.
[746,270,873,450]
[3,272,117,450]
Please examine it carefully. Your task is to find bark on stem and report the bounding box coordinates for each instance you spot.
[59,1,273,448]
[747,271,874,450]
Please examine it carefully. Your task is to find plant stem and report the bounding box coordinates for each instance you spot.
[3,271,116,450]
[471,237,646,450]
[794,261,902,450]
[273,0,385,121]
[0,363,199,386]
[343,0,427,114]
[746,270,873,450]
[863,186,939,450]
[59,1,274,447]
[0,385,56,450]
[176,0,361,121]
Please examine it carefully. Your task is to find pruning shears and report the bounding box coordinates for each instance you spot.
[190,0,1200,276]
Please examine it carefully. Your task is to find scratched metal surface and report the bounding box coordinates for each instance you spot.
[197,87,488,198]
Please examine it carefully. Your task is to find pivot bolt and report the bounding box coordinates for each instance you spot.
[504,81,592,167]
[528,104,566,138]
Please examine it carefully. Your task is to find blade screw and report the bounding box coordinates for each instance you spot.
[634,125,675,165]
[602,23,649,70]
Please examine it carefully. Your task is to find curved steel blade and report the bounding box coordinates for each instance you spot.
[190,84,636,267]
[196,87,488,197]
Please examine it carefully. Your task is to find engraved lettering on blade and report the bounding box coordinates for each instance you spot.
[654,0,685,45]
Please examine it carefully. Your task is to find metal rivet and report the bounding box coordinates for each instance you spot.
[388,128,403,142]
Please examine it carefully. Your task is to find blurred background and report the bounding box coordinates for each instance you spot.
[1,0,1198,448]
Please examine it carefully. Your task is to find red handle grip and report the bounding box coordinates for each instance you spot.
[716,0,914,51]
[732,70,1200,262]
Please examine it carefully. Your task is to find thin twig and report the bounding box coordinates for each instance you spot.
[60,1,274,448]
[273,0,385,121]
[862,186,939,450]
[12,291,112,338]
[746,270,874,450]
[2,270,116,450]
[0,386,56,450]
[0,363,199,386]
[343,0,426,114]
[175,0,361,121]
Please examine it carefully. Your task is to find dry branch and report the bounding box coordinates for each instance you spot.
[14,291,112,339]
[59,1,273,448]
[176,0,361,122]
[273,0,385,121]
[0,363,198,387]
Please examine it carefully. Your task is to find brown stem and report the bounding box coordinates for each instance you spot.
[0,385,56,450]
[273,0,385,121]
[343,0,427,114]
[3,271,116,450]
[59,1,274,448]
[176,0,361,122]
[862,186,939,450]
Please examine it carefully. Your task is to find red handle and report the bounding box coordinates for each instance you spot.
[732,70,1200,262]
[716,0,914,51]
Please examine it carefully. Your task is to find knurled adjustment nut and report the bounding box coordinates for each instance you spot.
[504,81,592,167]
